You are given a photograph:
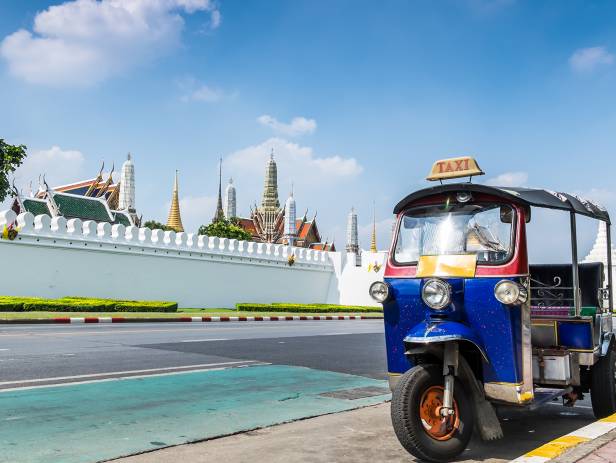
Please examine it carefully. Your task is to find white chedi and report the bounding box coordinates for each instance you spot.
[224,178,236,219]
[118,153,135,212]
[284,189,297,244]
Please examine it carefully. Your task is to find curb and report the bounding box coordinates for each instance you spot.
[510,412,616,462]
[0,315,383,325]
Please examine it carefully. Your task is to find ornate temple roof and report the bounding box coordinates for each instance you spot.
[53,192,113,222]
[21,198,52,217]
[13,190,134,226]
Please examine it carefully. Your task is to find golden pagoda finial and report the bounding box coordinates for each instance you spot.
[166,170,184,232]
[370,200,377,253]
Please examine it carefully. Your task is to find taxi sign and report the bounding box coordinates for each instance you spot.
[427,156,484,181]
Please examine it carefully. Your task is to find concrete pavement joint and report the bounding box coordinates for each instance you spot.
[510,412,616,462]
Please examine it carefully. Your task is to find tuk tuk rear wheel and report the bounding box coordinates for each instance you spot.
[591,343,616,419]
[391,364,474,462]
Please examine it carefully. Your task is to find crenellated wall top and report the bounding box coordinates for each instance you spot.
[0,210,334,271]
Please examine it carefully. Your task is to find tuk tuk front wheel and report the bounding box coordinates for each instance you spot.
[391,364,474,462]
[591,343,616,419]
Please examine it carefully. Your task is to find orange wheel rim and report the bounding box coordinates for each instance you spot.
[419,385,460,441]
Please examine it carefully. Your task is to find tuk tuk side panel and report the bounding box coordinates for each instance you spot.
[382,277,425,375]
[462,277,524,384]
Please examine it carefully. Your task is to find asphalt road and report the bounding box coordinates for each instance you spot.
[0,321,599,462]
[0,320,385,386]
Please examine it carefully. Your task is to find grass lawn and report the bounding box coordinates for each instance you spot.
[0,310,384,320]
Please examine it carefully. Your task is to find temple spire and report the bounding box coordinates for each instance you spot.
[166,170,184,232]
[346,206,359,253]
[261,149,280,210]
[214,157,225,222]
[284,185,297,246]
[119,153,135,212]
[370,201,377,252]
[224,177,236,219]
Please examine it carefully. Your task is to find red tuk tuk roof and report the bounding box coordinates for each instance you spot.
[393,184,610,224]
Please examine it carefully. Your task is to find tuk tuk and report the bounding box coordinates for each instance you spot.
[369,157,615,462]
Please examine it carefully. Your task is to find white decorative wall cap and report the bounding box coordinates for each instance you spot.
[125,225,138,242]
[66,218,83,235]
[163,230,176,245]
[138,227,152,243]
[51,216,67,234]
[16,212,34,232]
[0,210,334,269]
[97,222,111,238]
[0,209,16,227]
[34,214,51,231]
[83,220,97,237]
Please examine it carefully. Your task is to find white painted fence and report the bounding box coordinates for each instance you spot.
[0,210,385,308]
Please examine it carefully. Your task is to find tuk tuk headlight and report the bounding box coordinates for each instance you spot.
[369,281,390,303]
[422,278,451,310]
[494,280,528,306]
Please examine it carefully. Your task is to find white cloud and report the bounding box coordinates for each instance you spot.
[178,195,217,232]
[13,146,86,192]
[178,77,232,102]
[257,115,317,136]
[569,46,614,73]
[485,171,528,187]
[0,0,220,86]
[227,137,363,185]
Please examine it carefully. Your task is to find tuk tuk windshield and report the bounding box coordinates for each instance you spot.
[394,203,515,265]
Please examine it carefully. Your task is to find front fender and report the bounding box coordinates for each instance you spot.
[403,320,489,363]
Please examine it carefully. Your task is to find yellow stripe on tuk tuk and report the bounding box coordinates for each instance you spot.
[416,254,477,278]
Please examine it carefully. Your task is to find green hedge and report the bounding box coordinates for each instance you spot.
[0,296,178,313]
[235,303,382,313]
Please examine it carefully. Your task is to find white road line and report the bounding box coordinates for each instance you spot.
[0,349,10,351]
[180,338,228,342]
[0,362,268,393]
[0,361,257,387]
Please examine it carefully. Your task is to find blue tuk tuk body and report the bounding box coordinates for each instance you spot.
[370,159,615,462]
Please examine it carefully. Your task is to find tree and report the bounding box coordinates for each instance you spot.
[143,220,175,232]
[198,217,252,241]
[0,140,27,203]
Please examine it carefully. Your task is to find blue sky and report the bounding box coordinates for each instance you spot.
[1,0,615,259]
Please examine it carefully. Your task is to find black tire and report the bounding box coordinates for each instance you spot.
[391,364,474,462]
[591,342,616,419]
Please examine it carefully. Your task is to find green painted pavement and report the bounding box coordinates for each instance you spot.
[0,365,390,463]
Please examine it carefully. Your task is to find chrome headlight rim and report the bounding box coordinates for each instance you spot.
[369,281,390,303]
[494,279,528,306]
[421,278,452,310]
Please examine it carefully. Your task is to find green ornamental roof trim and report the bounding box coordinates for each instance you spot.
[22,198,52,217]
[52,192,113,222]
[112,211,132,227]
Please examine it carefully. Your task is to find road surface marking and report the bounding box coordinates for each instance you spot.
[0,361,260,390]
[511,411,616,462]
[180,338,228,342]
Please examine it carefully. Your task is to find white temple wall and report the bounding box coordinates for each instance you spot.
[0,211,338,308]
[338,251,387,307]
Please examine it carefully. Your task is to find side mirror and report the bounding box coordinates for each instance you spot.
[599,288,611,310]
[500,207,513,224]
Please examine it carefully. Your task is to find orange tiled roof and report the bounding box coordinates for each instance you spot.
[237,217,257,235]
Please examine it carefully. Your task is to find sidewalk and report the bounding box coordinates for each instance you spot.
[109,403,412,463]
[550,428,616,462]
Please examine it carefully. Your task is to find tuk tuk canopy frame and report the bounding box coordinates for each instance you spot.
[393,183,612,317]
